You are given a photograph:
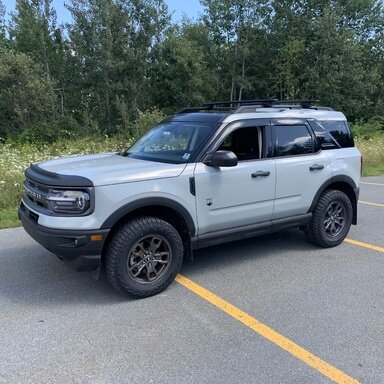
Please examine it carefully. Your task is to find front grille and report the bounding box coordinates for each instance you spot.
[23,178,50,211]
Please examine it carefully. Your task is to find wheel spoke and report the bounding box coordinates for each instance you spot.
[149,237,162,253]
[324,218,332,229]
[129,260,146,277]
[153,252,169,264]
[146,263,158,281]
[134,242,146,254]
[335,206,343,216]
[334,217,344,225]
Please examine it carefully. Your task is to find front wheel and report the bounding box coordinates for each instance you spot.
[104,217,184,298]
[305,189,353,248]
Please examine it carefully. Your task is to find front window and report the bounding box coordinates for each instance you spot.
[218,126,264,161]
[126,121,218,163]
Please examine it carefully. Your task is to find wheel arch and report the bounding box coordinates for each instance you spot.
[309,176,359,225]
[100,198,196,258]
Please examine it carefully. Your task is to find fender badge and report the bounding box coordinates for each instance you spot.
[206,198,213,207]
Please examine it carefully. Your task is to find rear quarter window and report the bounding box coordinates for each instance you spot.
[319,121,354,148]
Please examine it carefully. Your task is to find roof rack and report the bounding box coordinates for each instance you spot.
[177,99,333,115]
[202,99,278,109]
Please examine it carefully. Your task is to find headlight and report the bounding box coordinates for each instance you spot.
[47,189,90,214]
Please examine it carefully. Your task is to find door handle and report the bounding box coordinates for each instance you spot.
[310,164,324,171]
[251,170,270,178]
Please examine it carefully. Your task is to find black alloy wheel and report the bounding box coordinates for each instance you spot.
[105,217,184,298]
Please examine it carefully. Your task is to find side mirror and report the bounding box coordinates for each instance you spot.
[204,150,238,167]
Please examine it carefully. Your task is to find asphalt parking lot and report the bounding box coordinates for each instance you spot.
[0,176,383,384]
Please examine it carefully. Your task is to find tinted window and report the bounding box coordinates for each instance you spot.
[274,125,313,156]
[308,120,339,149]
[319,121,354,148]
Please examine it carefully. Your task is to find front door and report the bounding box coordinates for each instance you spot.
[194,121,276,235]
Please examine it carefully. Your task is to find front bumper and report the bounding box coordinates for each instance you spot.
[19,202,110,271]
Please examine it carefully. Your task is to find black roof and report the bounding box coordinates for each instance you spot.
[170,112,230,123]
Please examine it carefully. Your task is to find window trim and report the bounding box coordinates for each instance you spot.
[200,119,271,163]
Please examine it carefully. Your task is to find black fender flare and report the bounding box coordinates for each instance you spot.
[100,197,196,235]
[309,175,359,224]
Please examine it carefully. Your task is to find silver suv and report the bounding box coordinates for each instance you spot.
[19,100,361,298]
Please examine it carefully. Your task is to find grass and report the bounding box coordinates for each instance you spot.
[355,136,384,176]
[0,135,383,229]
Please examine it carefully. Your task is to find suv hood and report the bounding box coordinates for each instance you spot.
[39,153,187,186]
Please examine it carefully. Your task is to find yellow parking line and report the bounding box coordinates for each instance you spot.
[358,200,384,208]
[360,181,384,186]
[344,238,384,253]
[176,274,360,384]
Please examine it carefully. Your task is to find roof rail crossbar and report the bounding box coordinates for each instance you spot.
[202,99,278,109]
[272,100,319,108]
[177,99,329,115]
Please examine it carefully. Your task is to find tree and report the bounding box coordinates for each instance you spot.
[201,0,270,101]
[0,50,56,140]
[0,0,6,48]
[150,21,219,112]
[270,0,384,119]
[9,0,64,82]
[66,0,170,134]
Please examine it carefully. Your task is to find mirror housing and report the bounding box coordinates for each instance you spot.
[204,150,238,167]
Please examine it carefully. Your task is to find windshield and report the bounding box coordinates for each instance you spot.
[126,121,219,163]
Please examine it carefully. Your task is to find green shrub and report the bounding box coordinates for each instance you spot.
[0,50,57,141]
[127,109,165,138]
[351,117,384,139]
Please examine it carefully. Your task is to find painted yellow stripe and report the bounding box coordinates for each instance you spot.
[175,274,360,384]
[358,200,384,208]
[360,181,384,186]
[344,238,384,253]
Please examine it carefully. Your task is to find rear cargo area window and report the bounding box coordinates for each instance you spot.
[319,121,354,148]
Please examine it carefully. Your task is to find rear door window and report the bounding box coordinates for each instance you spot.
[273,125,314,157]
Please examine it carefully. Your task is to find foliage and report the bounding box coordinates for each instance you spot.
[0,50,57,141]
[355,135,384,176]
[351,117,384,139]
[0,0,384,141]
[127,109,165,138]
[65,0,170,134]
[201,0,271,100]
[0,0,5,47]
[150,22,217,112]
[268,0,383,119]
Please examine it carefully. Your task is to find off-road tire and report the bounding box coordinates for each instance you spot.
[305,189,353,248]
[104,217,183,298]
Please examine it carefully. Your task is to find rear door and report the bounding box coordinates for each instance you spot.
[271,119,331,220]
[194,119,276,235]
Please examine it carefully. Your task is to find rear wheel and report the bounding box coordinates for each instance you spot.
[105,217,183,298]
[305,189,353,248]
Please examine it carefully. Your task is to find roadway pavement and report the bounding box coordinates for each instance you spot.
[0,176,383,384]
